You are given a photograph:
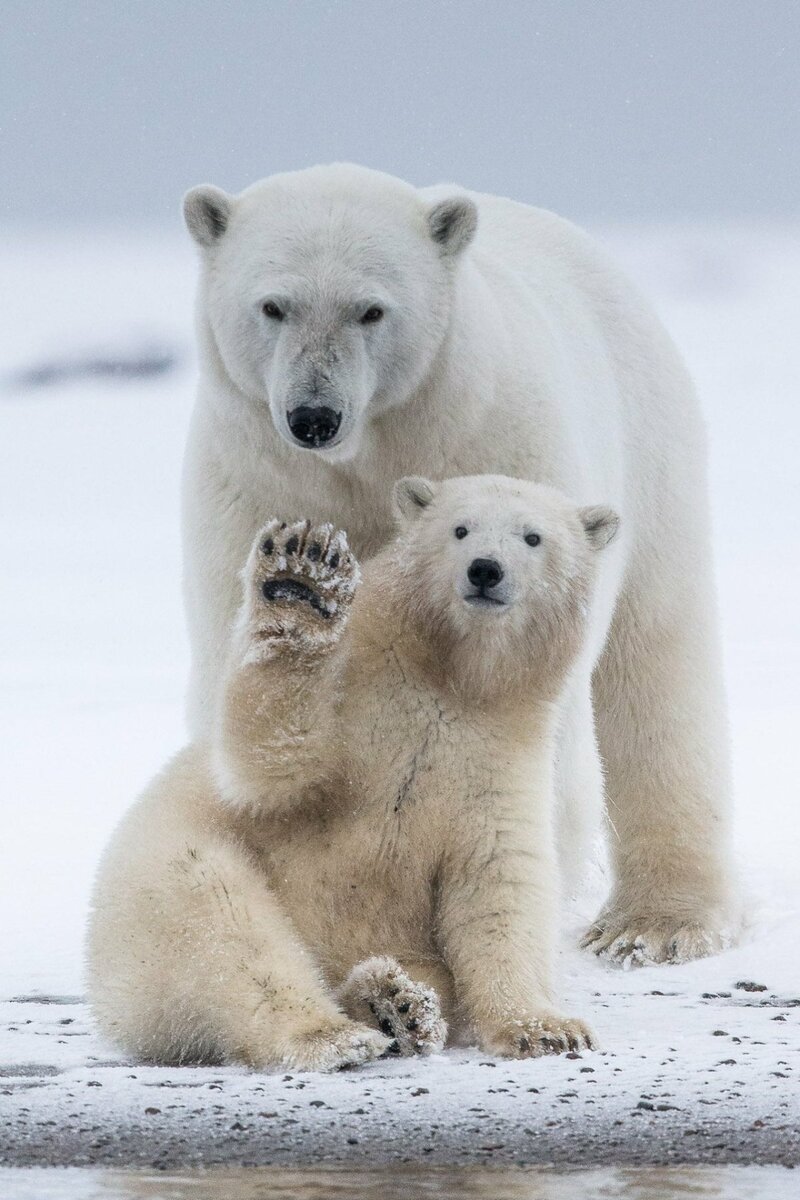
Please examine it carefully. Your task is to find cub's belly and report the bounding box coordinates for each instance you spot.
[253,817,441,985]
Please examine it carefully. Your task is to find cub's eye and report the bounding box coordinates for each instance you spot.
[525,532,541,547]
[262,301,284,320]
[360,306,384,324]
[454,526,469,540]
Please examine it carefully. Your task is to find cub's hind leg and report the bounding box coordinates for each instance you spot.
[88,748,389,1072]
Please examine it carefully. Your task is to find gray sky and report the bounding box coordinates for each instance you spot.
[2,0,798,226]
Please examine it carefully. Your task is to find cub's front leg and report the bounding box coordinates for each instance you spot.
[213,519,359,811]
[438,788,595,1059]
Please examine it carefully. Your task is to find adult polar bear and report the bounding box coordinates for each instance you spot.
[181,163,734,965]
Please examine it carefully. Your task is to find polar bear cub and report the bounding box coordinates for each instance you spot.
[87,475,618,1070]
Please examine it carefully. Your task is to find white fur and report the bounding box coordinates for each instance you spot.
[88,478,606,1068]
[181,163,736,962]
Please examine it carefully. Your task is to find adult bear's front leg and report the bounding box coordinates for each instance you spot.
[588,573,737,966]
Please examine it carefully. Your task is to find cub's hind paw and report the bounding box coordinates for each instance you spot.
[244,519,359,647]
[338,957,447,1057]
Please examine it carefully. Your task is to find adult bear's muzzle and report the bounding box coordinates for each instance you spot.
[286,404,342,448]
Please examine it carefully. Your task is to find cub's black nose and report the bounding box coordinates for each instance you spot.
[287,405,342,447]
[467,558,504,589]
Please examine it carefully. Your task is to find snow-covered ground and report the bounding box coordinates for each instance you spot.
[0,224,798,1168]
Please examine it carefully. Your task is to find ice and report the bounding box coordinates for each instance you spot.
[1,1165,800,1199]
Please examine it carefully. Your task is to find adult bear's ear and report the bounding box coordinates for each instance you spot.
[393,476,437,522]
[426,196,478,257]
[580,505,620,550]
[183,185,233,247]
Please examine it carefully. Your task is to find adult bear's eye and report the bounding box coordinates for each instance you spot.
[454,526,469,539]
[360,306,384,324]
[262,301,284,321]
[525,532,541,547]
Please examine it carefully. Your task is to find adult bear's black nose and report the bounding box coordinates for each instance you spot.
[467,558,504,589]
[287,405,342,448]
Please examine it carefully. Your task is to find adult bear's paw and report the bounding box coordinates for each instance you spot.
[244,519,359,650]
[581,909,735,967]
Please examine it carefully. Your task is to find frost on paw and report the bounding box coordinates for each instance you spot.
[338,957,447,1057]
[581,912,734,968]
[481,1012,596,1059]
[283,1020,390,1073]
[242,518,359,652]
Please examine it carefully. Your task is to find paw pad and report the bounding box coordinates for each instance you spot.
[340,957,448,1057]
[245,519,360,640]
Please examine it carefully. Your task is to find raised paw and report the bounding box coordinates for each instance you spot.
[337,957,448,1057]
[480,1012,596,1059]
[244,519,359,648]
[283,1019,390,1073]
[581,909,734,968]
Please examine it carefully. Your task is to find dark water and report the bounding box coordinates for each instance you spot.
[0,1166,795,1199]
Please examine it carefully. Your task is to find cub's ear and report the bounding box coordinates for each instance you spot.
[183,185,233,247]
[426,196,478,257]
[580,505,620,550]
[393,476,437,522]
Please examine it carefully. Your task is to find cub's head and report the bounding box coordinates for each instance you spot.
[184,164,477,462]
[392,475,619,691]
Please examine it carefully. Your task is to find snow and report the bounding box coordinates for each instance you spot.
[0,224,798,1168]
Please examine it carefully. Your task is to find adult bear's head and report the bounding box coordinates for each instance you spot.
[183,164,477,462]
